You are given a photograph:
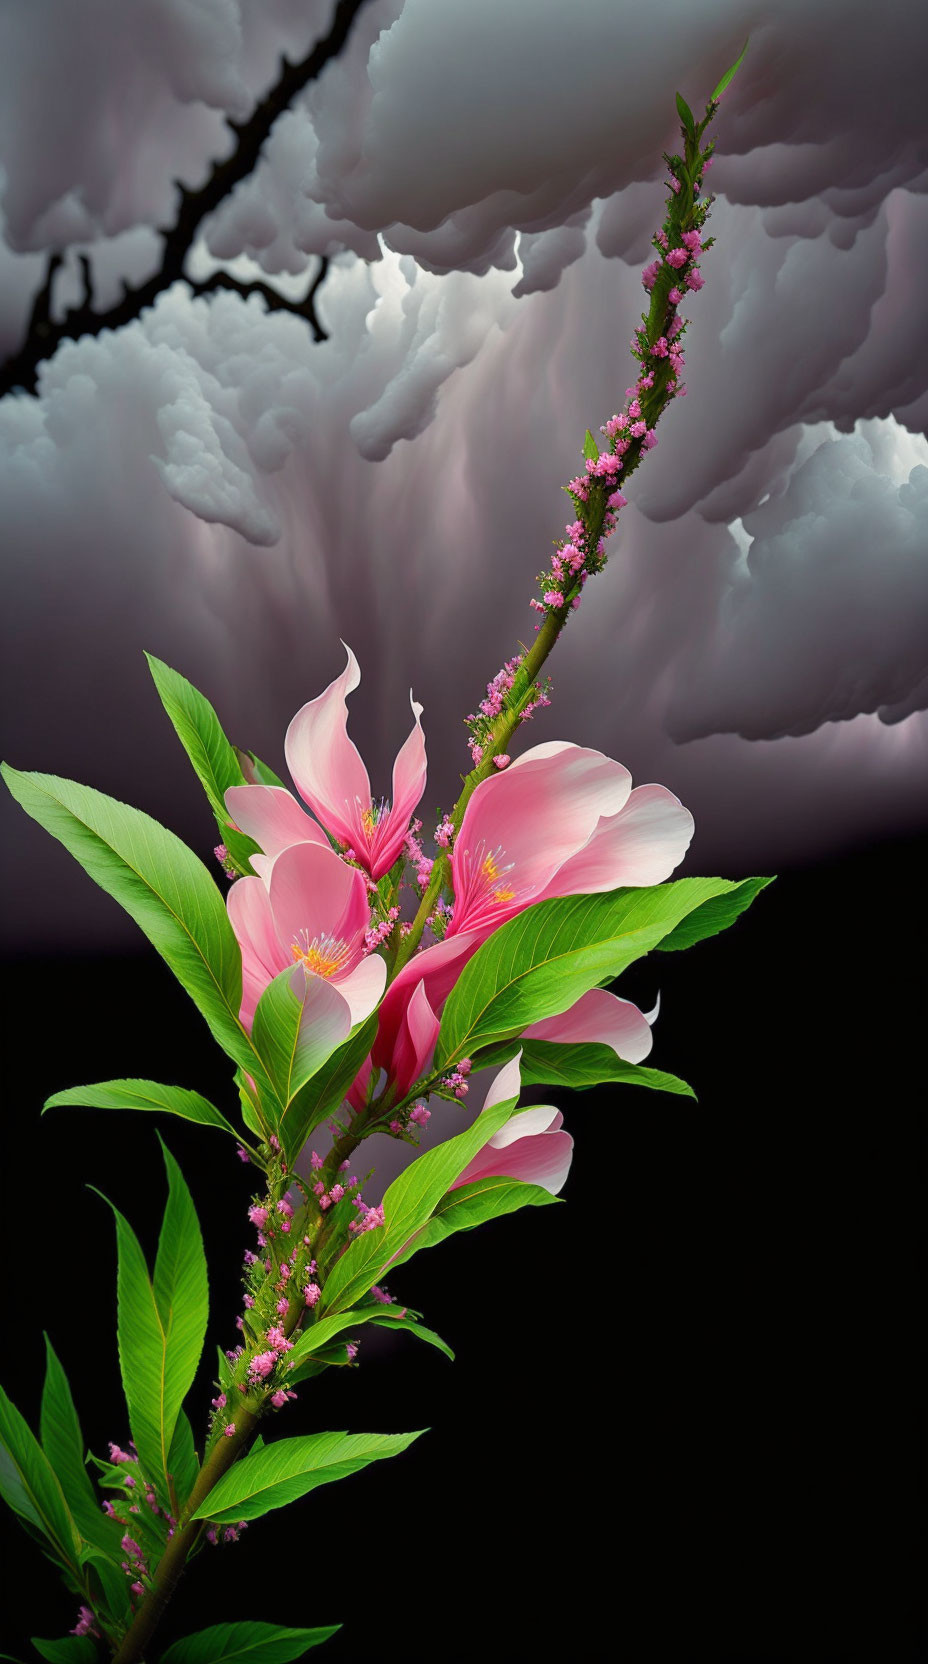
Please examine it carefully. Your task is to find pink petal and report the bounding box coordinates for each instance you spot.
[336,954,387,1026]
[367,692,427,880]
[372,931,482,1072]
[548,783,694,894]
[454,1101,573,1195]
[268,842,370,976]
[347,1052,374,1114]
[227,875,288,1028]
[451,744,632,935]
[481,1054,524,1113]
[284,644,371,853]
[389,978,440,1099]
[224,784,329,860]
[285,968,354,1078]
[525,987,653,1064]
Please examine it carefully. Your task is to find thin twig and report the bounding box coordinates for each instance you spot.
[0,0,372,396]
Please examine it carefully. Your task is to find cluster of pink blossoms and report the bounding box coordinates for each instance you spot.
[464,655,552,768]
[529,162,714,631]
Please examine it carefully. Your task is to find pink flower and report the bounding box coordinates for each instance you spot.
[227,840,386,1030]
[286,645,426,880]
[448,742,693,938]
[452,1058,573,1195]
[372,744,691,1074]
[224,646,425,883]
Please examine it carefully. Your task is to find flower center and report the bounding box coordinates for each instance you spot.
[479,846,516,905]
[290,930,351,979]
[360,797,389,840]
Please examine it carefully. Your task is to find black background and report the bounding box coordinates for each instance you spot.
[1,832,925,1663]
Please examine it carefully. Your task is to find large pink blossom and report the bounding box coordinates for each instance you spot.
[448,741,694,938]
[373,742,691,1078]
[228,841,386,1031]
[224,644,426,882]
[452,1058,573,1196]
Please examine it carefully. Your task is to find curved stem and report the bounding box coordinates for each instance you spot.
[111,1407,261,1663]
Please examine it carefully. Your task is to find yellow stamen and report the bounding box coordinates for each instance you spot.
[481,853,501,880]
[493,886,516,903]
[290,934,350,979]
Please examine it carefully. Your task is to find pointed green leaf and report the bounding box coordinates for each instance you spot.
[167,1411,199,1513]
[192,1429,424,1525]
[582,428,599,461]
[676,90,696,137]
[160,1619,340,1662]
[153,1141,209,1417]
[318,1093,519,1316]
[435,877,770,1067]
[656,874,772,952]
[252,969,352,1128]
[287,1306,450,1372]
[710,38,749,104]
[369,1315,454,1362]
[97,1147,207,1501]
[276,1012,378,1165]
[386,1176,559,1274]
[31,1641,98,1664]
[519,1039,695,1098]
[146,653,258,873]
[80,1546,132,1624]
[0,1380,81,1570]
[44,1078,242,1141]
[0,767,276,1110]
[40,1339,120,1558]
[240,751,287,791]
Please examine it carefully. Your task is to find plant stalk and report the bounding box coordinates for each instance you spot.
[110,1406,260,1664]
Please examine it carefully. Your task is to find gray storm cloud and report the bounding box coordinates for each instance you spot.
[1,0,927,950]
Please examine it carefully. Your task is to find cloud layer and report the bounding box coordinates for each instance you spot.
[1,0,927,948]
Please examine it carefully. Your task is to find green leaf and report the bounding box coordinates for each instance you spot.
[146,654,257,873]
[369,1315,454,1362]
[0,1381,81,1571]
[252,969,352,1134]
[40,1339,119,1558]
[287,1306,451,1373]
[318,1093,519,1315]
[276,1013,378,1166]
[385,1176,559,1275]
[518,1039,695,1098]
[710,37,749,104]
[656,875,773,952]
[191,1430,423,1525]
[31,1642,98,1664]
[44,1078,242,1141]
[676,90,696,137]
[167,1411,199,1513]
[435,877,770,1067]
[80,1546,132,1624]
[240,751,287,792]
[0,766,274,1103]
[153,1141,209,1423]
[582,427,599,461]
[160,1620,340,1662]
[98,1144,207,1500]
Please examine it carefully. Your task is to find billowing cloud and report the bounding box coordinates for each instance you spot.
[1,0,927,952]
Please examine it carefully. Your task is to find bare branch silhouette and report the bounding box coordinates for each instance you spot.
[0,0,372,398]
[187,257,331,341]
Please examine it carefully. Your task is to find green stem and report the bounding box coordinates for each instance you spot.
[110,1405,261,1664]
